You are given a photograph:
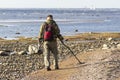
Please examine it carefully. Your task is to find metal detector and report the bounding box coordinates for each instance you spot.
[59,39,84,64]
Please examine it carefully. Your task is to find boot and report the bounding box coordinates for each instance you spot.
[55,66,59,70]
[46,67,51,71]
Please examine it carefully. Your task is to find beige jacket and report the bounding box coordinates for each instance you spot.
[39,20,63,41]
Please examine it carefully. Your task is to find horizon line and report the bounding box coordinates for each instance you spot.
[0,7,120,9]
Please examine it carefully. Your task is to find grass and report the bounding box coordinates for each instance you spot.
[0,32,120,42]
[64,32,120,40]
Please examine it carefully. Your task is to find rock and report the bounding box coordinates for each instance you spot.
[1,38,120,80]
[16,32,20,34]
[18,51,27,55]
[0,51,6,56]
[75,29,78,32]
[88,49,94,51]
[117,44,120,48]
[37,49,43,54]
[102,44,109,49]
[28,44,39,54]
[107,37,113,41]
[10,51,17,55]
[0,51,10,56]
[4,36,7,38]
[110,44,117,50]
[88,32,93,34]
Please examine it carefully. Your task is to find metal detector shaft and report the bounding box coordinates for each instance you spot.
[60,40,82,64]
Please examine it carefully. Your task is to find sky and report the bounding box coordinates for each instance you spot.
[0,0,120,8]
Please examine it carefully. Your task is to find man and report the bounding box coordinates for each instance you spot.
[38,15,64,71]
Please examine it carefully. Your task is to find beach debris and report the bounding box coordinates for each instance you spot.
[102,44,109,49]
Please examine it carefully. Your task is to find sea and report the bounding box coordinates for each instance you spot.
[0,8,120,39]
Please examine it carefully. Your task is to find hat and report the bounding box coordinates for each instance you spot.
[47,15,53,19]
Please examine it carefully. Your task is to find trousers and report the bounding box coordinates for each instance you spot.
[43,41,59,68]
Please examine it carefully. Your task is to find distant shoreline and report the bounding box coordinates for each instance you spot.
[0,8,120,10]
[1,32,120,40]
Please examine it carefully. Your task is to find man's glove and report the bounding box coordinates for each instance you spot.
[38,38,43,43]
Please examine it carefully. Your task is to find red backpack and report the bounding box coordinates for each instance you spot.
[44,22,54,41]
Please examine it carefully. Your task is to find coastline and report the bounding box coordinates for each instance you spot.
[1,32,120,40]
[0,32,120,80]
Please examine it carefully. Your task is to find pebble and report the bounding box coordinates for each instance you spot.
[107,37,113,41]
[0,38,120,80]
[16,32,20,34]
[117,44,120,48]
[102,44,109,50]
[28,44,39,54]
[0,51,10,56]
[18,51,27,55]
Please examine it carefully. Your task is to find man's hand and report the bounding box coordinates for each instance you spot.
[38,38,43,44]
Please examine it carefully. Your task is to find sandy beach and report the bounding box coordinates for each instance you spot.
[0,32,120,80]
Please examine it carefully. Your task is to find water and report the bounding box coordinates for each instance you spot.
[0,8,120,39]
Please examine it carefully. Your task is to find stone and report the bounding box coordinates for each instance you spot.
[28,44,39,54]
[102,44,109,49]
[117,44,120,48]
[88,32,93,34]
[107,37,113,41]
[16,32,20,34]
[88,49,94,51]
[10,51,17,55]
[18,51,27,55]
[0,51,10,56]
[75,29,78,32]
